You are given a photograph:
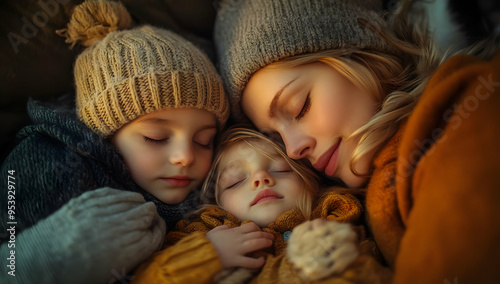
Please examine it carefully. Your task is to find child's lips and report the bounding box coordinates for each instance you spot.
[251,189,283,206]
[161,176,193,187]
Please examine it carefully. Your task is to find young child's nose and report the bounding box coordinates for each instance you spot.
[169,145,195,166]
[254,178,270,188]
[252,170,275,189]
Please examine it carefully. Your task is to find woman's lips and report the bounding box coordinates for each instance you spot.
[251,189,283,206]
[161,176,193,187]
[313,139,342,176]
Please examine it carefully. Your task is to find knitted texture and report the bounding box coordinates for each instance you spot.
[58,0,229,136]
[214,0,390,121]
[0,97,199,234]
[287,220,359,281]
[132,187,394,283]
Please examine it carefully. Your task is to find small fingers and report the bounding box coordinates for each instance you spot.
[245,231,275,241]
[236,256,266,269]
[237,222,261,233]
[209,224,230,233]
[240,237,273,253]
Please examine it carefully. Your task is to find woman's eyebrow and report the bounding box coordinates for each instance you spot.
[268,77,298,119]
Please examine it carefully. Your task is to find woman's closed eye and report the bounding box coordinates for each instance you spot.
[295,92,311,120]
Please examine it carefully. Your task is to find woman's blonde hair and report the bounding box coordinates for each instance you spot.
[266,0,499,177]
[200,127,320,219]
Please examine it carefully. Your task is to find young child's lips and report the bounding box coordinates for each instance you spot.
[251,189,283,206]
[161,176,193,187]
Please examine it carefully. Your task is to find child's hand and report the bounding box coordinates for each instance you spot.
[287,219,359,281]
[206,222,274,269]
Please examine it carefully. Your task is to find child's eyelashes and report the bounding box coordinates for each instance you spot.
[225,179,244,189]
[270,162,292,173]
[142,136,214,149]
[143,136,169,144]
[272,169,292,173]
[195,141,213,149]
[194,137,215,149]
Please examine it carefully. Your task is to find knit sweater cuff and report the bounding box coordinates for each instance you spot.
[133,231,222,283]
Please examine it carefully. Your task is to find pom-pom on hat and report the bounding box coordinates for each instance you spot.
[214,0,391,121]
[57,0,229,136]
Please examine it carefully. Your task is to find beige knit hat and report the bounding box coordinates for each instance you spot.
[58,0,229,136]
[214,0,391,121]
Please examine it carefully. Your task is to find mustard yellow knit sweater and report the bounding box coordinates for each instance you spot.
[365,50,500,284]
[132,187,392,283]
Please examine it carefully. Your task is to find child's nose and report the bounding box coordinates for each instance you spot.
[252,170,275,189]
[169,143,195,167]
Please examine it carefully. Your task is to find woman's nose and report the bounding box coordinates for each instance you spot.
[281,129,315,160]
[169,142,195,167]
[251,170,275,190]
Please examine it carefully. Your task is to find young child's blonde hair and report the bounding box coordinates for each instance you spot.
[200,127,320,219]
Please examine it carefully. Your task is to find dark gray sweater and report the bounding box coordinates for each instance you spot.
[0,95,199,244]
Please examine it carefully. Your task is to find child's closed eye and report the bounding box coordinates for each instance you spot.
[194,128,216,149]
[194,139,214,149]
[219,170,246,190]
[225,179,244,189]
[143,136,169,144]
[270,162,292,173]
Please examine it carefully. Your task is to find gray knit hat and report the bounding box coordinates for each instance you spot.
[58,0,229,136]
[214,0,391,121]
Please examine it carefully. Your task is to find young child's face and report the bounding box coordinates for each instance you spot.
[217,142,304,227]
[112,108,217,204]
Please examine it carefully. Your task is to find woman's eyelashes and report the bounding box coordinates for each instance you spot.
[295,92,311,120]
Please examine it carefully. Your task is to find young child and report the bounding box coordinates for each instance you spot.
[214,0,500,283]
[0,1,228,283]
[132,127,392,283]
